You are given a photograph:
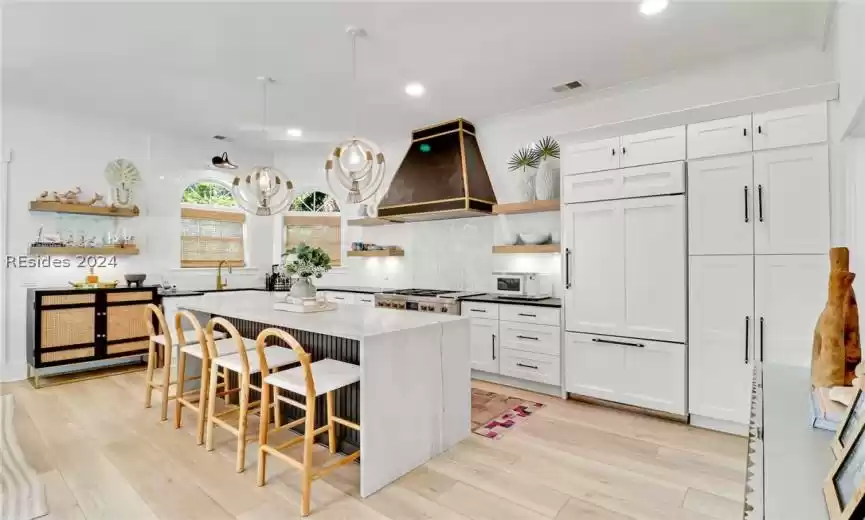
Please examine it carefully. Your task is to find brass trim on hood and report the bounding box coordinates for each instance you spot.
[377,197,466,210]
[411,117,473,133]
[459,120,470,206]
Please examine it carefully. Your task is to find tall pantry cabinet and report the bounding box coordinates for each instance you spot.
[687,102,830,432]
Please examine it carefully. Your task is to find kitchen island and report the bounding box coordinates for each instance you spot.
[178,291,471,497]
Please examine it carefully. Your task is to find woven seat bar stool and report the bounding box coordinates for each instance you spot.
[173,310,260,444]
[204,318,299,473]
[254,328,361,517]
[143,304,226,421]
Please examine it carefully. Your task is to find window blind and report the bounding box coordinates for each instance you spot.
[284,215,341,268]
[181,207,245,268]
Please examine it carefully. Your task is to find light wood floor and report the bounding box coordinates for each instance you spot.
[3,372,746,519]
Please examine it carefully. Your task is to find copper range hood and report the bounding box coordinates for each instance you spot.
[376,119,497,222]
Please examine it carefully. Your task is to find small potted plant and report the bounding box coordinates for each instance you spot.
[534,136,561,200]
[282,242,332,299]
[508,146,540,202]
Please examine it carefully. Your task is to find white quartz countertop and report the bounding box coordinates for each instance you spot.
[178,291,467,340]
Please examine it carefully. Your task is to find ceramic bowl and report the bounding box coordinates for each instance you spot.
[520,232,551,245]
[500,232,519,245]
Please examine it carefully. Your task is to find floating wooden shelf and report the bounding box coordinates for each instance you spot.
[29,246,140,256]
[29,201,139,217]
[493,200,560,215]
[492,244,560,254]
[346,217,400,227]
[346,248,405,257]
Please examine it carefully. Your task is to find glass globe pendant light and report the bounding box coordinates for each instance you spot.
[324,27,386,205]
[232,77,294,216]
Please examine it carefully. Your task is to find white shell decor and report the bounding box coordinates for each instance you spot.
[104,158,141,208]
[535,157,559,201]
[515,168,536,202]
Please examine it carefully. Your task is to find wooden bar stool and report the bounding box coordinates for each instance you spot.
[204,318,299,473]
[254,328,361,517]
[143,304,226,421]
[173,310,258,444]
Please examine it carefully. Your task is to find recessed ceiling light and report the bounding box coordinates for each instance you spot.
[285,128,303,137]
[405,83,425,98]
[640,0,668,16]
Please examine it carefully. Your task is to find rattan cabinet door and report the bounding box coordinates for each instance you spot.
[39,307,97,365]
[106,303,151,356]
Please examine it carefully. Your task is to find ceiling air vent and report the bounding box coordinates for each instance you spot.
[552,80,583,93]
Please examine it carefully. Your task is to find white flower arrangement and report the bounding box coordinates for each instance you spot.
[282,242,332,279]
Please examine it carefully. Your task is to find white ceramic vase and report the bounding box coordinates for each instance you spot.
[515,167,537,202]
[535,157,560,201]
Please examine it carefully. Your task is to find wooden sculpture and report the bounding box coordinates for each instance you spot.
[812,247,861,387]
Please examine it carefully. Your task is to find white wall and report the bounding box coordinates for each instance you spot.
[0,103,278,381]
[276,45,837,294]
[830,1,865,138]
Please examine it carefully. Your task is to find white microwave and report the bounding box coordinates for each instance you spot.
[492,272,550,300]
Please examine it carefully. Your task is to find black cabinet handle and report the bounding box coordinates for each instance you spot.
[491,333,496,360]
[743,128,748,137]
[621,147,627,155]
[565,248,572,289]
[470,308,487,313]
[592,338,644,348]
[611,148,616,156]
[517,313,536,318]
[757,184,764,222]
[757,125,762,134]
[744,186,749,223]
[516,363,539,370]
[516,335,539,341]
[745,316,750,364]
[759,317,765,362]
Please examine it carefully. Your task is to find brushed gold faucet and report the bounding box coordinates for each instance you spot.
[216,260,232,290]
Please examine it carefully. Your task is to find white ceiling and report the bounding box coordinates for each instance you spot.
[3,1,833,148]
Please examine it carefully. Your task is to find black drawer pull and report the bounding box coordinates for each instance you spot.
[516,363,539,370]
[591,338,645,348]
[516,335,539,341]
[470,308,487,313]
[517,313,536,317]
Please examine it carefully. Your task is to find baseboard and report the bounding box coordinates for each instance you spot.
[690,414,748,437]
[0,362,28,383]
[471,370,563,397]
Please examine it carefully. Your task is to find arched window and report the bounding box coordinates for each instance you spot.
[284,190,342,267]
[180,180,245,268]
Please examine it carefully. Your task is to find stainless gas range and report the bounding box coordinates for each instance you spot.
[374,289,483,315]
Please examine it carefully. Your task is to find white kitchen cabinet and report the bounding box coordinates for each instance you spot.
[499,349,561,386]
[687,114,753,159]
[469,317,499,373]
[619,126,685,168]
[688,154,754,255]
[752,103,827,151]
[356,294,376,307]
[620,338,686,415]
[499,305,560,327]
[564,332,623,403]
[753,145,830,255]
[689,256,755,425]
[755,254,828,367]
[561,136,620,174]
[499,321,560,356]
[621,195,686,343]
[563,200,623,336]
[563,162,684,204]
[564,195,686,342]
[565,332,685,414]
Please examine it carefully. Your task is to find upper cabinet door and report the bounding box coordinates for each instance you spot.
[561,137,620,175]
[619,126,686,168]
[754,145,829,255]
[562,161,684,204]
[687,114,753,159]
[752,103,827,151]
[688,154,754,255]
[563,201,624,335]
[620,195,687,342]
[755,254,828,368]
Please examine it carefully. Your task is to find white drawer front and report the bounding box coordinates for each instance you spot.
[500,348,561,386]
[499,305,560,326]
[621,338,686,415]
[500,321,560,356]
[563,162,683,203]
[563,170,620,203]
[325,292,355,304]
[461,302,499,319]
[687,114,753,159]
[620,162,684,199]
[356,294,376,307]
[753,102,827,151]
[562,136,620,175]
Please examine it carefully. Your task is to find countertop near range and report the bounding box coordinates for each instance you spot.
[317,286,393,294]
[459,294,562,308]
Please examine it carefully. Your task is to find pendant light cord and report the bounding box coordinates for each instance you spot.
[351,31,358,139]
[261,77,269,145]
